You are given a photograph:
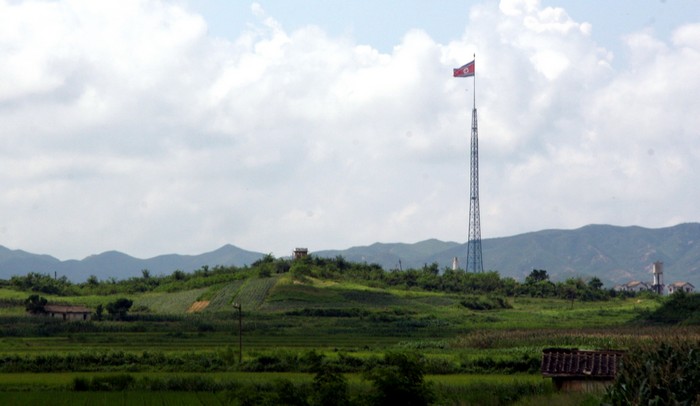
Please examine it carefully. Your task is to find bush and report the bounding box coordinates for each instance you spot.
[642,291,700,324]
[364,351,435,406]
[459,295,512,310]
[25,295,47,314]
[106,298,133,321]
[311,364,349,406]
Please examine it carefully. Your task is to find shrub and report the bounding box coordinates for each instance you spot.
[642,291,700,324]
[25,295,47,314]
[311,365,349,406]
[106,298,133,321]
[364,351,435,406]
[459,295,512,310]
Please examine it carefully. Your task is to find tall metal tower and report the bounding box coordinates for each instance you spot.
[467,105,483,273]
[453,58,483,273]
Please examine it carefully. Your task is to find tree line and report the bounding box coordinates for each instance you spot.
[3,254,631,303]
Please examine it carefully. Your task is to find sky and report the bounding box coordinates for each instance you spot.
[1,0,699,261]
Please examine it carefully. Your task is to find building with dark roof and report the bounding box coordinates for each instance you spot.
[541,348,624,392]
[41,305,92,321]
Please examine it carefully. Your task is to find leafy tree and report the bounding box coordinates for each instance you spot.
[559,281,578,309]
[197,265,209,277]
[587,276,604,290]
[141,269,151,279]
[364,352,435,406]
[525,269,549,284]
[258,267,272,278]
[25,294,47,314]
[521,270,556,297]
[421,263,439,276]
[311,365,349,406]
[334,255,350,271]
[274,261,291,274]
[86,275,99,287]
[11,272,74,295]
[106,298,133,320]
[94,304,104,321]
[252,253,275,267]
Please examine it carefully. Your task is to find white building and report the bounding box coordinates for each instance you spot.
[614,280,652,292]
[667,281,695,294]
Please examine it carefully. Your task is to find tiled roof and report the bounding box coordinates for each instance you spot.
[670,281,694,288]
[541,348,623,379]
[44,305,92,314]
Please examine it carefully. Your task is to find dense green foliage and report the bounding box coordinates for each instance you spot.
[311,365,349,406]
[10,273,75,296]
[363,352,435,406]
[24,294,47,314]
[106,298,133,320]
[5,256,617,303]
[605,339,700,405]
[459,295,512,310]
[640,291,700,325]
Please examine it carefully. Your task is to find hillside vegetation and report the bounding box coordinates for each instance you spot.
[3,223,700,288]
[1,255,699,405]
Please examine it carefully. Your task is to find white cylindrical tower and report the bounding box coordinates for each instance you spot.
[652,261,664,286]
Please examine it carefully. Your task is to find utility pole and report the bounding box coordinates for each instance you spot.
[233,303,242,364]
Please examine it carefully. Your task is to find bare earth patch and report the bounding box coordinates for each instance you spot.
[186,301,210,313]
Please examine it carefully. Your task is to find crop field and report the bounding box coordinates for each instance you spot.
[233,276,280,310]
[204,281,244,312]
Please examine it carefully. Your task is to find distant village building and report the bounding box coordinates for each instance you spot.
[614,280,652,293]
[541,348,624,392]
[615,261,696,295]
[667,281,695,294]
[293,248,309,259]
[38,305,92,321]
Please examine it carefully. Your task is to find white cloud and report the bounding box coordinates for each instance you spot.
[0,0,698,261]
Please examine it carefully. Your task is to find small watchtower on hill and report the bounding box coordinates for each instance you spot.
[293,248,308,260]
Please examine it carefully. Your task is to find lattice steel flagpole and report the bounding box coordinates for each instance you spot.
[453,56,483,273]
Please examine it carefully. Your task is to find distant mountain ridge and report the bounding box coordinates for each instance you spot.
[312,224,700,288]
[0,244,263,282]
[1,223,699,287]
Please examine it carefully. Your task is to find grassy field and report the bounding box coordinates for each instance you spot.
[0,271,693,405]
